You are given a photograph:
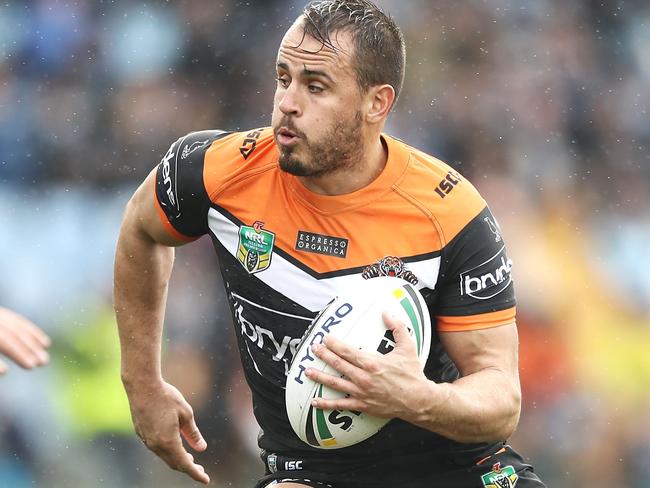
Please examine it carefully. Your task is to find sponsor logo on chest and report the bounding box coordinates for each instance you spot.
[295,231,349,258]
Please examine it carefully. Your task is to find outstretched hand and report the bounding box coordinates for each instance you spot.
[127,381,211,485]
[0,307,51,375]
[306,311,432,421]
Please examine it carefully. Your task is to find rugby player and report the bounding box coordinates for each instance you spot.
[114,1,545,486]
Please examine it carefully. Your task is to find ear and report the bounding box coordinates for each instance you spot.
[364,84,396,124]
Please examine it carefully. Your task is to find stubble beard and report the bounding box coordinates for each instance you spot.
[277,112,364,179]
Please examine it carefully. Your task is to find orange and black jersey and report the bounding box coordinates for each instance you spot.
[154,128,516,457]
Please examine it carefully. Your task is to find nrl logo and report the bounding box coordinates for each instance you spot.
[484,216,502,243]
[362,256,418,285]
[236,220,275,274]
[481,462,519,488]
[181,139,209,159]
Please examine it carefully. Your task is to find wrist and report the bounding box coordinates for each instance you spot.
[121,369,164,394]
[404,379,450,427]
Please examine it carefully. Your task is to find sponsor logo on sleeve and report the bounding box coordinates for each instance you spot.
[295,231,349,258]
[459,246,513,300]
[160,144,178,212]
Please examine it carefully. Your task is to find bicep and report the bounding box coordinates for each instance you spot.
[439,322,519,382]
[122,169,189,248]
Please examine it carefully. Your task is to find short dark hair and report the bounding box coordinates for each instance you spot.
[301,0,406,105]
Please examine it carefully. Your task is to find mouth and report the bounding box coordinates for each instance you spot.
[276,127,300,147]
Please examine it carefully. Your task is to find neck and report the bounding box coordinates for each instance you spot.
[299,134,388,196]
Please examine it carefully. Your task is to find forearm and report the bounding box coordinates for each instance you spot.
[114,204,174,391]
[406,368,521,443]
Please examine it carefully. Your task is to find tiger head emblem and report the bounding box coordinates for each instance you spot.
[362,256,418,285]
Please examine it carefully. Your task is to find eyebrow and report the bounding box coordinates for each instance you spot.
[277,62,334,83]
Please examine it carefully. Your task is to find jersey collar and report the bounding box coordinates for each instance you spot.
[281,134,411,214]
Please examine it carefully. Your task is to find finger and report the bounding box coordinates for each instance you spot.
[8,327,50,367]
[12,311,51,348]
[176,452,210,485]
[152,439,210,484]
[175,454,210,484]
[0,313,50,366]
[21,319,51,348]
[311,343,361,380]
[311,395,367,413]
[17,334,50,366]
[382,312,416,352]
[305,367,360,396]
[322,335,370,369]
[0,308,51,348]
[179,408,207,452]
[0,333,40,369]
[0,358,7,374]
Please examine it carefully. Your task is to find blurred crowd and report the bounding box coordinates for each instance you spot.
[1,0,649,486]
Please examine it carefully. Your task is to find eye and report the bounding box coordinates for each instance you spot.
[308,84,324,94]
[276,76,290,88]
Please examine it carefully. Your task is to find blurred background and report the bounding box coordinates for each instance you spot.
[0,0,649,486]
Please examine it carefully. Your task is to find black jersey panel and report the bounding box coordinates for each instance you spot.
[155,130,231,238]
[436,207,516,317]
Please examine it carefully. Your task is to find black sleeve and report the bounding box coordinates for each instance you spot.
[155,130,231,239]
[435,206,516,317]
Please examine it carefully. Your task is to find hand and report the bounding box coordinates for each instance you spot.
[126,380,210,485]
[0,307,51,375]
[306,311,431,421]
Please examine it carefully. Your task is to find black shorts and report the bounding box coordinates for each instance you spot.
[254,444,545,488]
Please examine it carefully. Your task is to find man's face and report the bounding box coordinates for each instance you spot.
[272,20,365,178]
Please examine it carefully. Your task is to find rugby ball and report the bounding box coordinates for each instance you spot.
[285,276,431,449]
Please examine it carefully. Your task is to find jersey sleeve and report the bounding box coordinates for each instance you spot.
[434,206,516,332]
[154,130,231,241]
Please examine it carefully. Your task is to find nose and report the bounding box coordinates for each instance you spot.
[278,82,302,117]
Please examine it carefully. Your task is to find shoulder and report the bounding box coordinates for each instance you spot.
[163,129,233,165]
[386,136,487,246]
[162,127,276,167]
[202,127,278,198]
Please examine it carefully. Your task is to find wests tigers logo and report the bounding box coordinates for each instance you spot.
[362,256,418,285]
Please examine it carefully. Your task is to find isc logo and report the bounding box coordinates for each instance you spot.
[240,129,262,159]
[434,170,461,198]
[284,460,303,470]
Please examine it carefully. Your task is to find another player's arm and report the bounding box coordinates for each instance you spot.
[408,322,521,443]
[114,170,210,484]
[0,307,51,374]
